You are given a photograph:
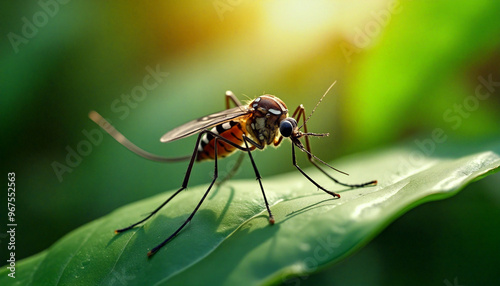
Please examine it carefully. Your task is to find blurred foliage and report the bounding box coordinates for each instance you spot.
[1,0,499,285]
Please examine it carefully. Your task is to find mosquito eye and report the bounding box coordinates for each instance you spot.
[279,119,295,137]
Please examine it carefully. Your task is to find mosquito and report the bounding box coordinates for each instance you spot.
[89,82,377,257]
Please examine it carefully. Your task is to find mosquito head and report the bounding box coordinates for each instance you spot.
[279,117,297,138]
[247,95,288,145]
[279,117,328,140]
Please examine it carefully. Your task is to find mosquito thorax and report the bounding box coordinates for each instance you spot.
[247,95,288,145]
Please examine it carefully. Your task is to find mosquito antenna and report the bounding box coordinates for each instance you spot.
[241,93,254,104]
[242,93,253,101]
[293,139,349,176]
[88,111,190,162]
[299,81,337,130]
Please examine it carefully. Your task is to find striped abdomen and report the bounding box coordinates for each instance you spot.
[197,120,245,161]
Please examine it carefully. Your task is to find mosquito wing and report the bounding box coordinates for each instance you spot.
[160,106,250,143]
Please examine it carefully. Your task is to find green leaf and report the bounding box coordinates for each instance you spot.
[2,139,499,286]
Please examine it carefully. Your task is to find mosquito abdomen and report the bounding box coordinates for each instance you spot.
[196,121,245,161]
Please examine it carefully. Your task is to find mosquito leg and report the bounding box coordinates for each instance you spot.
[242,135,275,224]
[89,111,191,162]
[225,90,243,108]
[307,159,377,189]
[291,143,341,198]
[115,188,185,233]
[115,131,206,234]
[120,128,263,255]
[148,136,220,257]
[293,105,377,188]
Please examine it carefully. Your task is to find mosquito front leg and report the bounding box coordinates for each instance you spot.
[292,105,377,188]
[291,143,341,198]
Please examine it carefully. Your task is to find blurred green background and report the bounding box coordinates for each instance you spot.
[1,0,499,284]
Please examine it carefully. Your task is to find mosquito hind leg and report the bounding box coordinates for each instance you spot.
[225,90,243,108]
[115,188,185,233]
[114,130,206,234]
[89,111,191,162]
[147,134,221,257]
